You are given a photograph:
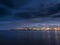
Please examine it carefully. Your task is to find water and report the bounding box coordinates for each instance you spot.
[0,30,60,45]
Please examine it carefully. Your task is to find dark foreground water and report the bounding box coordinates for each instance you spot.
[0,30,60,45]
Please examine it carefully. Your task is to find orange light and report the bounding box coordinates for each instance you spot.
[15,27,60,30]
[56,28,60,30]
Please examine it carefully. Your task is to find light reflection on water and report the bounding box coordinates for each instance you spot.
[0,30,60,45]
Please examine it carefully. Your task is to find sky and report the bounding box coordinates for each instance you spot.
[0,0,60,30]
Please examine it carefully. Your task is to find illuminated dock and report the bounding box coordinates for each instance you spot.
[14,27,60,30]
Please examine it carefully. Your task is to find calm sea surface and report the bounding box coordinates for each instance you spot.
[0,30,60,45]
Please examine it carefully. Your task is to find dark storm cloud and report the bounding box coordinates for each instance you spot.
[0,0,29,9]
[0,7,11,17]
[0,0,60,19]
[47,3,60,16]
[15,3,60,19]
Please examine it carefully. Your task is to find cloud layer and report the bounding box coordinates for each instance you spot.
[0,0,60,21]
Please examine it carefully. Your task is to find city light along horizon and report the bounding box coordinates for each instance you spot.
[13,24,60,30]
